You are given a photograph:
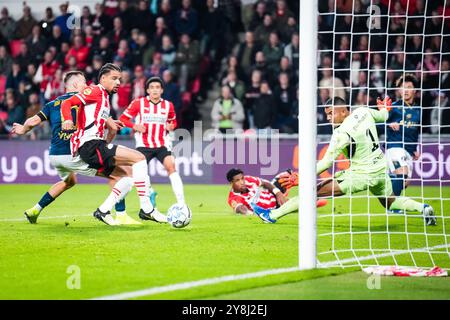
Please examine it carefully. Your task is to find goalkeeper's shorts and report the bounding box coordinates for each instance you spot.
[336,170,393,197]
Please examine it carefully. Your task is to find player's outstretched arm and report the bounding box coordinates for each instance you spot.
[317,131,350,175]
[61,95,83,130]
[11,115,42,135]
[261,179,287,205]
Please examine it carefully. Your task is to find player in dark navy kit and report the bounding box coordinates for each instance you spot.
[12,71,139,225]
[385,74,421,200]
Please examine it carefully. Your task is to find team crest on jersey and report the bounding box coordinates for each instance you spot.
[83,88,92,95]
[406,114,412,119]
[54,100,61,106]
[231,200,238,208]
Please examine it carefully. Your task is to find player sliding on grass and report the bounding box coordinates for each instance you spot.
[60,63,167,225]
[119,76,186,210]
[226,168,327,215]
[251,97,436,226]
[12,71,139,225]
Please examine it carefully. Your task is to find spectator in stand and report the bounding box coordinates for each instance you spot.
[34,50,59,96]
[15,5,37,40]
[145,52,166,78]
[273,72,295,132]
[162,69,182,113]
[221,70,246,102]
[174,0,199,37]
[131,32,154,69]
[153,17,172,50]
[317,88,332,134]
[319,68,346,100]
[114,39,132,69]
[278,17,298,45]
[174,33,200,92]
[107,16,128,50]
[92,3,112,37]
[80,6,93,30]
[160,34,176,72]
[135,0,154,35]
[44,68,64,101]
[254,13,276,45]
[284,33,299,74]
[26,25,47,62]
[48,25,64,49]
[5,93,25,128]
[274,0,294,31]
[6,61,25,92]
[263,32,284,74]
[241,0,258,31]
[15,41,34,70]
[54,3,72,41]
[83,25,95,48]
[85,55,103,83]
[211,85,245,133]
[25,92,41,119]
[237,31,260,81]
[244,69,262,129]
[112,69,132,113]
[251,51,268,85]
[132,65,146,99]
[0,112,9,137]
[118,0,135,31]
[253,81,276,133]
[89,36,114,66]
[103,0,120,17]
[200,0,225,62]
[158,0,176,34]
[249,1,267,31]
[65,35,90,70]
[0,45,12,75]
[0,8,16,41]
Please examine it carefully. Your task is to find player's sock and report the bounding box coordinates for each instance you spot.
[389,197,424,213]
[99,177,133,213]
[269,196,299,220]
[390,174,408,196]
[115,199,126,216]
[37,192,55,212]
[132,160,154,213]
[169,172,185,206]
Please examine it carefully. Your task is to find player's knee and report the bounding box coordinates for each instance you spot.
[64,176,77,189]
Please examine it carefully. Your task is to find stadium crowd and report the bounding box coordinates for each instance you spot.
[0,0,449,139]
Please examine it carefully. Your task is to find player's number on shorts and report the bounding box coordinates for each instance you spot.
[367,129,379,152]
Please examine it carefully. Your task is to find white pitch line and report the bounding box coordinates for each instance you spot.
[0,214,91,222]
[92,243,450,300]
[92,266,300,300]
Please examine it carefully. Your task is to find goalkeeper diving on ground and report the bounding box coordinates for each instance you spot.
[250,96,436,226]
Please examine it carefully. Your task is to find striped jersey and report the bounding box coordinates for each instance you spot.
[227,176,278,212]
[120,97,176,148]
[70,84,111,154]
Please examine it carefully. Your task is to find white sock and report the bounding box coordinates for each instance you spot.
[116,211,126,216]
[169,172,185,206]
[34,204,43,212]
[99,177,134,213]
[149,186,155,194]
[132,160,154,213]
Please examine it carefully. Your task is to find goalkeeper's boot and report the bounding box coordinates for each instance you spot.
[24,206,40,224]
[387,209,405,214]
[250,203,276,224]
[423,205,437,226]
[115,212,142,225]
[93,209,117,226]
[139,208,167,223]
[149,191,158,208]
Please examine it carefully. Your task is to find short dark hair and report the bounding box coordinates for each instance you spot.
[396,73,418,88]
[98,63,121,81]
[325,96,349,110]
[145,76,164,89]
[226,168,244,182]
[63,70,85,84]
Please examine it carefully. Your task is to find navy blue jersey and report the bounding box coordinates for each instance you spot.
[386,99,420,156]
[37,92,78,156]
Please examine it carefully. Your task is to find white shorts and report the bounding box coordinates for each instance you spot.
[385,147,413,179]
[49,154,98,181]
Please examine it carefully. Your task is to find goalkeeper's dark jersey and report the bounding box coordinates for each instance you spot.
[386,99,420,156]
[36,92,78,156]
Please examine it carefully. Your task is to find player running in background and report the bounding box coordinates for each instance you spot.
[12,71,138,225]
[61,63,167,225]
[226,168,327,215]
[386,74,421,198]
[252,97,436,226]
[119,76,186,209]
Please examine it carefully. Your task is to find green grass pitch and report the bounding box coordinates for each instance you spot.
[0,184,449,300]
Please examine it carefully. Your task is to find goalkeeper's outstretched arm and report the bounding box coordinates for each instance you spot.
[317,131,350,175]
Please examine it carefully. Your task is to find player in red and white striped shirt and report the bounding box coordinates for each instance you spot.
[119,76,186,208]
[61,63,167,225]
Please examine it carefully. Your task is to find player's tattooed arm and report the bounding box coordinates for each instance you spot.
[261,180,287,205]
[11,115,42,135]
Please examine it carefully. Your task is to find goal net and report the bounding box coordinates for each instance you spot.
[309,0,450,270]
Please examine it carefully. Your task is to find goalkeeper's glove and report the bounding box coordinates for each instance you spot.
[376,96,393,111]
[278,171,299,189]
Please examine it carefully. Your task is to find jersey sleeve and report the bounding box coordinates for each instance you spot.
[317,130,350,175]
[75,85,101,106]
[119,99,140,128]
[368,108,389,123]
[245,175,262,186]
[228,193,247,212]
[37,101,52,121]
[167,101,177,128]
